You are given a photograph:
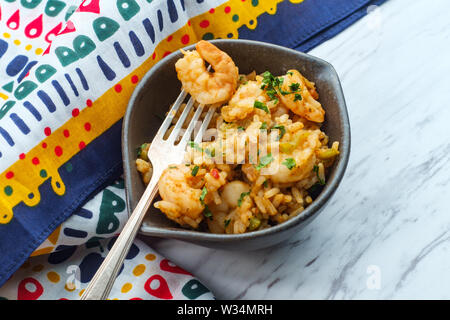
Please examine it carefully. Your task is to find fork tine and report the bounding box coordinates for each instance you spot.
[156,65,212,140]
[177,104,205,148]
[166,95,195,142]
[194,107,215,144]
[154,90,188,139]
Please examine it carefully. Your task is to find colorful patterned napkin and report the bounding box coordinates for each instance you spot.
[0,178,213,300]
[0,0,388,295]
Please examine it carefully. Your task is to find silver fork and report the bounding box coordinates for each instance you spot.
[80,90,215,300]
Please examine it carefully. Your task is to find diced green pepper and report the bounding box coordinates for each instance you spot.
[137,143,149,161]
[280,142,295,154]
[248,217,261,231]
[279,131,311,154]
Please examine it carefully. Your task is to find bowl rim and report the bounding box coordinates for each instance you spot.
[123,38,351,242]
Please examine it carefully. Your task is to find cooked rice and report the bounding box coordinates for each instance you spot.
[135,68,339,234]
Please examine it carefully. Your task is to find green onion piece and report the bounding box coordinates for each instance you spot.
[203,205,213,220]
[237,191,250,207]
[313,165,325,185]
[191,165,199,176]
[189,141,203,152]
[224,219,231,228]
[199,187,208,205]
[205,148,215,157]
[272,125,286,140]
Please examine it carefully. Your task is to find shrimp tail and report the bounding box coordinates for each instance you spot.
[196,40,239,85]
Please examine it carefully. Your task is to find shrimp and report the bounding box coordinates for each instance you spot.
[221,80,270,122]
[278,69,325,123]
[175,40,239,105]
[154,165,205,228]
[269,148,317,184]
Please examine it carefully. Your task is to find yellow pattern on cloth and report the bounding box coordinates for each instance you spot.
[1,0,302,225]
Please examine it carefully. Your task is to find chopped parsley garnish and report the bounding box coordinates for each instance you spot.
[289,83,300,92]
[169,166,177,169]
[199,187,208,205]
[261,71,284,101]
[282,158,296,170]
[256,153,274,170]
[266,89,278,101]
[272,125,286,140]
[262,71,274,83]
[287,71,294,76]
[263,179,269,188]
[203,205,213,220]
[294,93,302,102]
[254,101,269,113]
[237,126,245,131]
[224,219,231,228]
[277,86,291,96]
[191,165,199,176]
[313,165,325,185]
[276,77,284,87]
[260,122,267,130]
[237,192,251,207]
[260,70,302,104]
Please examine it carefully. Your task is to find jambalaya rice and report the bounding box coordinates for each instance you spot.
[135,41,339,234]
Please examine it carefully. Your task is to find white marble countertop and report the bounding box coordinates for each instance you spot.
[142,0,450,299]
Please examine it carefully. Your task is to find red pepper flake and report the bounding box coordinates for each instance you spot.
[211,168,220,179]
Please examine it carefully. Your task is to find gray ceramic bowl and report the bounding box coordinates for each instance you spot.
[122,39,350,251]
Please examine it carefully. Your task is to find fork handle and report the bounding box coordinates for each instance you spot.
[80,172,160,300]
